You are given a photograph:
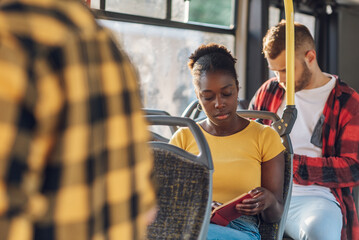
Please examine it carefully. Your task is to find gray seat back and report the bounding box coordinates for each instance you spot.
[146,116,214,240]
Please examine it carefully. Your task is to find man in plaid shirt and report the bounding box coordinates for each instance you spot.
[250,20,359,240]
[0,0,155,239]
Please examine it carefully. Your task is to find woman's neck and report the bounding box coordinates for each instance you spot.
[200,115,249,136]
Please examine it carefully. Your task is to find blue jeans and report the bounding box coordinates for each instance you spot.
[207,216,261,240]
[285,196,343,240]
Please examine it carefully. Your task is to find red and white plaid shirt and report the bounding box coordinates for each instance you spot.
[250,76,359,240]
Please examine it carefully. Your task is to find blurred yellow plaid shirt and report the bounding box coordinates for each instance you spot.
[0,0,155,239]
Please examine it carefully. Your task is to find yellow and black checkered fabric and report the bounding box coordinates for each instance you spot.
[0,0,155,239]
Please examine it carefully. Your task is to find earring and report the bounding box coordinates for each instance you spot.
[196,103,203,112]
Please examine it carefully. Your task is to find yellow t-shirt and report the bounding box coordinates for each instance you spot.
[170,120,285,203]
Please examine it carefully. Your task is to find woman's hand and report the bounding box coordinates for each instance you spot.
[235,187,275,215]
[235,151,285,223]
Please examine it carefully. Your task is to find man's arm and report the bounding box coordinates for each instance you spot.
[0,34,59,240]
[0,35,29,218]
[293,114,359,188]
[250,78,359,188]
[248,79,284,113]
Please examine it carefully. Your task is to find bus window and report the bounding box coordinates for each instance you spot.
[98,23,235,117]
[269,6,281,28]
[187,0,236,28]
[106,0,167,19]
[294,12,315,38]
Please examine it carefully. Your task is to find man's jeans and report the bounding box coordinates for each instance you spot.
[285,196,342,240]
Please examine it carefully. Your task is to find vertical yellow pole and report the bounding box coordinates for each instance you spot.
[276,3,296,240]
[284,0,295,106]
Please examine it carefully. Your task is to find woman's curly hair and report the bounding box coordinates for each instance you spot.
[188,43,239,89]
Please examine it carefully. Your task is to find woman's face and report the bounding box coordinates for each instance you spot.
[196,71,239,128]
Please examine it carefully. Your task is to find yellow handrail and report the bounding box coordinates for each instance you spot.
[284,0,295,106]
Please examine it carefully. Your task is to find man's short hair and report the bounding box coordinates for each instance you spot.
[262,19,315,59]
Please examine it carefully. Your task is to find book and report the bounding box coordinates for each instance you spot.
[210,193,252,226]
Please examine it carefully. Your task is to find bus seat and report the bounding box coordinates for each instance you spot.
[238,98,249,109]
[146,116,214,240]
[181,99,203,120]
[237,110,293,240]
[259,149,292,240]
[143,108,178,142]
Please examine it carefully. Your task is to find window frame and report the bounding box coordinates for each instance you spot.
[93,0,239,35]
